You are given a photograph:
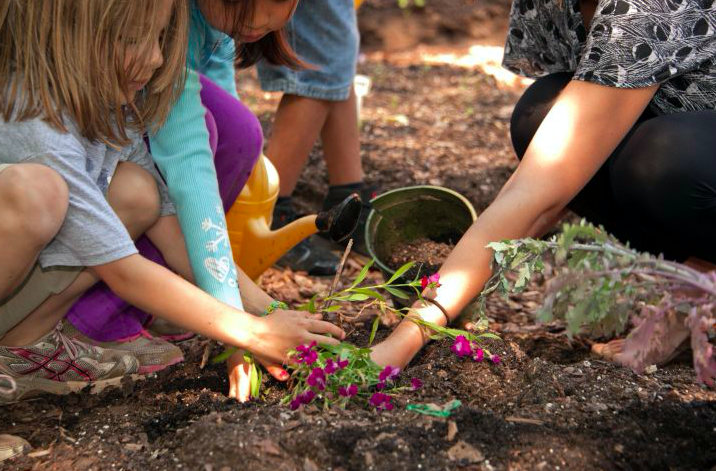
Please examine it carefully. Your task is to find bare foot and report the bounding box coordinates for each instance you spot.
[591,339,626,361]
[592,311,690,371]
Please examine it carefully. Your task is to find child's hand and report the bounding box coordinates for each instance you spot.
[228,311,328,402]
[227,350,252,402]
[227,350,294,402]
[248,309,345,364]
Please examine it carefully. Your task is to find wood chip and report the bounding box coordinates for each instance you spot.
[303,457,320,471]
[447,441,484,463]
[505,416,545,426]
[256,439,282,456]
[27,448,51,458]
[200,341,213,370]
[446,420,458,441]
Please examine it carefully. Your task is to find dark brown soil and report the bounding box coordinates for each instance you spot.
[3,1,716,470]
[387,237,454,278]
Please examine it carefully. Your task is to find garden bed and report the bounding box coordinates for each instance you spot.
[3,1,716,469]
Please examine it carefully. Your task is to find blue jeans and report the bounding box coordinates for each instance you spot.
[257,0,359,101]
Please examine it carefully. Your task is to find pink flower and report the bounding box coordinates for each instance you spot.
[420,273,442,290]
[379,365,401,382]
[472,348,484,362]
[324,358,337,375]
[289,389,316,410]
[450,335,472,357]
[301,390,316,403]
[337,359,349,369]
[306,367,326,390]
[296,341,318,365]
[491,354,501,364]
[339,384,358,397]
[375,382,386,391]
[369,392,394,411]
[410,378,422,391]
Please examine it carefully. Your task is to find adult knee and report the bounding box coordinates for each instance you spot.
[510,72,573,160]
[611,113,716,229]
[108,162,161,234]
[0,164,69,247]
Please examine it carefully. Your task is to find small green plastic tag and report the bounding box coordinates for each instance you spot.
[406,399,462,417]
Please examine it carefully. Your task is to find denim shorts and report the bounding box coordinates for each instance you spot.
[256,0,359,101]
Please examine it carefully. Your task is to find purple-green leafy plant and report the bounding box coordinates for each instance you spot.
[283,341,416,411]
[480,221,716,386]
[215,259,501,403]
[281,261,501,410]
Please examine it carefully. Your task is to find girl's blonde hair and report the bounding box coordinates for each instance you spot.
[0,0,188,145]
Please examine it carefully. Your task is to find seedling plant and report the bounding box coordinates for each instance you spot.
[283,262,501,410]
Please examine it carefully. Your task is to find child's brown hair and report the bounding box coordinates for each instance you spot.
[216,0,302,69]
[0,0,189,145]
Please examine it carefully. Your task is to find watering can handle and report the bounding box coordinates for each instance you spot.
[316,193,362,242]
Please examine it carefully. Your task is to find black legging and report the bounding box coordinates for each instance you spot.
[510,72,716,263]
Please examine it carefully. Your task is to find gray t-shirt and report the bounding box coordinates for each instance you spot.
[0,117,175,268]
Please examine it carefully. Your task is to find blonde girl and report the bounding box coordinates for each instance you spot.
[0,0,343,402]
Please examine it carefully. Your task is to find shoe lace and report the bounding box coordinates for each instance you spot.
[53,321,94,360]
[0,374,16,395]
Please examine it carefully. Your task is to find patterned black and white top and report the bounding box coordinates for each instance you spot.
[502,0,716,115]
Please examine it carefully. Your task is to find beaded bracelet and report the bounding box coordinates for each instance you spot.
[262,300,289,317]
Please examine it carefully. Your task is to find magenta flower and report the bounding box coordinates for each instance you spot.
[369,392,394,411]
[378,365,401,382]
[375,382,386,391]
[338,384,358,397]
[289,389,316,410]
[472,347,484,362]
[420,273,442,290]
[306,367,326,390]
[296,341,318,365]
[337,358,349,369]
[410,378,422,391]
[491,354,501,364]
[301,390,316,403]
[450,335,472,357]
[324,358,337,375]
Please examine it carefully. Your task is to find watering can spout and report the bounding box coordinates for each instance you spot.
[226,155,362,279]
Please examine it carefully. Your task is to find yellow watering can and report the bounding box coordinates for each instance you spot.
[227,156,361,279]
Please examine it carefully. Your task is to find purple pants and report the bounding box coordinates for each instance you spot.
[66,75,262,341]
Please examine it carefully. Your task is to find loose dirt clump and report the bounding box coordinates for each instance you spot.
[387,237,454,276]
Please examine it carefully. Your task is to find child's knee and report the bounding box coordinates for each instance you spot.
[108,162,161,231]
[0,164,69,245]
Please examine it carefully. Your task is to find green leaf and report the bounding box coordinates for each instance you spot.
[514,264,532,291]
[384,286,410,299]
[486,241,512,252]
[386,261,416,284]
[211,346,237,364]
[477,332,501,340]
[297,295,317,313]
[351,259,375,287]
[348,287,385,301]
[322,304,342,313]
[369,315,380,345]
[346,293,370,301]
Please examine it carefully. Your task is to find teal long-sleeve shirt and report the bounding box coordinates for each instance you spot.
[148,2,244,309]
